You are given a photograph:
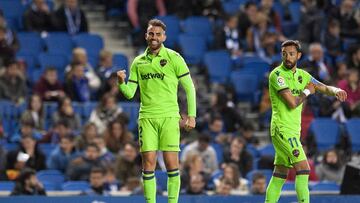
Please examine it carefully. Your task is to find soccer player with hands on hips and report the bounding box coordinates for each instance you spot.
[117,19,196,203]
[266,40,346,203]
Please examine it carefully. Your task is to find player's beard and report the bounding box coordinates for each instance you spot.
[283,60,296,70]
[147,39,161,51]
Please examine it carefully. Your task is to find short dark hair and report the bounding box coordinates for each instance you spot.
[198,133,211,143]
[252,172,266,183]
[86,143,100,152]
[281,40,301,52]
[91,167,105,175]
[148,19,166,31]
[60,134,75,142]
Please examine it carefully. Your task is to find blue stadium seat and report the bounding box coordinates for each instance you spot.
[43,102,58,130]
[0,100,26,137]
[39,144,56,158]
[112,53,128,72]
[81,102,97,123]
[345,119,360,152]
[211,143,224,165]
[309,118,340,152]
[3,142,18,152]
[31,69,44,85]
[282,182,295,191]
[73,33,104,56]
[183,16,213,44]
[246,169,273,185]
[258,144,275,158]
[62,181,90,191]
[120,102,140,131]
[0,0,24,19]
[18,32,44,55]
[42,181,58,191]
[207,169,223,190]
[44,32,74,57]
[222,0,242,15]
[230,72,259,103]
[241,55,267,64]
[288,2,301,24]
[311,182,340,191]
[16,53,38,76]
[155,15,181,49]
[178,34,207,65]
[241,61,270,81]
[0,181,15,191]
[204,50,232,84]
[37,170,65,190]
[247,144,260,159]
[38,53,68,81]
[155,170,167,191]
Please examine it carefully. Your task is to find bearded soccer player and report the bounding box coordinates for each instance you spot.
[117,19,196,203]
[265,40,347,203]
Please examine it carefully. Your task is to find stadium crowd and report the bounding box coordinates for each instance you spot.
[0,0,359,196]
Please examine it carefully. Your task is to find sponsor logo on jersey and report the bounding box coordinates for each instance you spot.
[141,73,165,80]
[277,76,285,87]
[291,89,302,95]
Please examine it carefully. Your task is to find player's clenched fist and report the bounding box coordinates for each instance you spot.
[117,70,126,84]
[305,82,316,94]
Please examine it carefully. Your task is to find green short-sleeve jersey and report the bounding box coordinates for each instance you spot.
[125,45,193,119]
[269,63,312,134]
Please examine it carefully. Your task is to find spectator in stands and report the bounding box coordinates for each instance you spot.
[259,31,281,63]
[250,172,266,195]
[240,122,259,147]
[214,163,249,195]
[104,119,133,153]
[89,93,123,134]
[98,73,129,101]
[237,1,258,38]
[329,0,360,39]
[127,0,166,47]
[66,143,103,181]
[82,167,109,196]
[210,90,243,133]
[114,142,141,185]
[20,94,45,133]
[0,145,7,180]
[10,119,42,143]
[23,0,53,32]
[181,134,218,174]
[64,62,92,102]
[180,154,210,190]
[0,14,19,50]
[76,122,98,151]
[215,177,233,196]
[347,45,360,70]
[259,0,282,32]
[0,26,16,68]
[52,96,81,131]
[120,176,141,193]
[181,173,207,195]
[92,136,115,166]
[223,137,253,177]
[316,149,345,184]
[104,166,121,192]
[6,135,46,179]
[97,49,114,82]
[335,56,348,81]
[10,168,46,196]
[65,48,101,91]
[41,120,73,144]
[0,59,27,104]
[204,115,226,143]
[338,68,360,117]
[214,14,243,60]
[296,0,324,44]
[299,43,332,83]
[52,0,88,35]
[47,135,80,173]
[323,20,343,61]
[34,67,65,102]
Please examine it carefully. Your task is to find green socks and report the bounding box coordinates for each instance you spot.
[143,170,156,203]
[265,173,287,203]
[295,170,310,203]
[167,169,180,203]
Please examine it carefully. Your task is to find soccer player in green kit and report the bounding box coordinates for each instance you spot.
[117,19,196,203]
[266,40,347,203]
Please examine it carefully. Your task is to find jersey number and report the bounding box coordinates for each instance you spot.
[288,137,299,148]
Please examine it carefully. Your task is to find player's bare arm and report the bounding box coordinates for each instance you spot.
[310,77,347,102]
[278,82,315,109]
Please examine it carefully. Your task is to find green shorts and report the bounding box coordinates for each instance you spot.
[271,125,307,168]
[138,117,180,152]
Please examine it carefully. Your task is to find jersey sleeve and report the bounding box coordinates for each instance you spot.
[118,60,138,99]
[173,53,190,79]
[303,70,316,85]
[269,71,288,92]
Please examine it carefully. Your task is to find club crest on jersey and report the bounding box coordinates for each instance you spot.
[292,149,300,157]
[277,76,285,87]
[160,59,167,67]
[298,76,303,84]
